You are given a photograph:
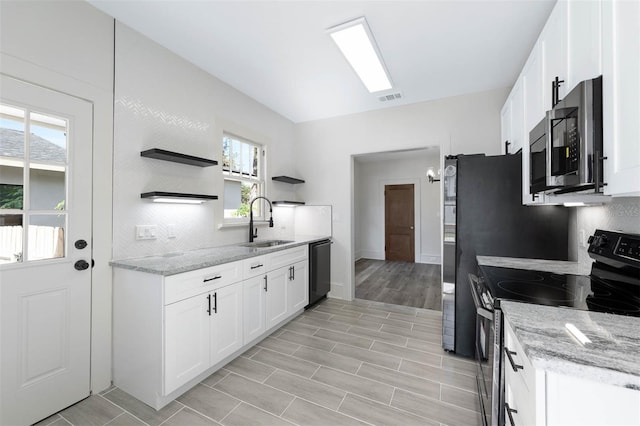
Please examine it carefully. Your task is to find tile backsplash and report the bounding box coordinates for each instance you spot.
[572,197,640,266]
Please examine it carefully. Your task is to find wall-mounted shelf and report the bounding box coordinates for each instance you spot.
[272,176,305,184]
[141,191,218,204]
[273,201,305,206]
[141,148,218,167]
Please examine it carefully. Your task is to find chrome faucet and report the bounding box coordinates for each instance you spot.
[248,196,274,242]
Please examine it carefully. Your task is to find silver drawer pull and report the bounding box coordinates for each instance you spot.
[203,275,222,283]
[250,264,264,270]
[505,402,518,426]
[504,347,524,372]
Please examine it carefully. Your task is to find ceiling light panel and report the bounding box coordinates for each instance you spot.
[328,17,392,93]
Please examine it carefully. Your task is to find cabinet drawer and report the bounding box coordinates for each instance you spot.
[165,261,242,305]
[267,245,308,271]
[503,319,535,392]
[243,255,267,279]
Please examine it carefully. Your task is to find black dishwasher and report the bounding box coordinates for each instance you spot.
[307,239,331,308]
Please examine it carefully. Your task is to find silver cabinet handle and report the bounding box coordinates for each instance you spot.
[263,275,268,292]
[504,347,524,372]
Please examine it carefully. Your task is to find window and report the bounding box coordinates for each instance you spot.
[222,134,264,220]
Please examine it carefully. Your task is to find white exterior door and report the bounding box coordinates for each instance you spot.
[0,75,93,425]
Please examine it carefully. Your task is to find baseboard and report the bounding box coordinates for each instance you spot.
[328,281,345,300]
[419,254,441,264]
[360,250,384,260]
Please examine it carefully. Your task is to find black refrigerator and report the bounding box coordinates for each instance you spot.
[441,154,570,358]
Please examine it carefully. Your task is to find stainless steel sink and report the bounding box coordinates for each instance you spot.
[239,240,294,248]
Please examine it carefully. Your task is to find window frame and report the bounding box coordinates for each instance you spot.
[222,133,266,223]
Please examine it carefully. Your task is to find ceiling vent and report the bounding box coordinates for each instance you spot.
[378,92,402,102]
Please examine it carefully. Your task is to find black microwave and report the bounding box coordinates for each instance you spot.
[529,76,604,195]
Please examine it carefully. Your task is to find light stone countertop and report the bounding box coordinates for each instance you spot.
[110,235,330,276]
[477,255,592,276]
[501,301,640,390]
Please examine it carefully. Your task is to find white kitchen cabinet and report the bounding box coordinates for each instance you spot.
[243,275,267,344]
[265,266,288,330]
[504,317,640,426]
[500,101,511,155]
[566,0,602,89]
[602,0,640,197]
[210,282,243,363]
[113,245,310,409]
[540,1,568,111]
[509,77,525,155]
[288,260,308,313]
[164,293,210,395]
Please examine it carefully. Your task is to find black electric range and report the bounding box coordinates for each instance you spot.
[473,229,640,426]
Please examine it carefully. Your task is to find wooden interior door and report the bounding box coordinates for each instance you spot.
[384,184,415,262]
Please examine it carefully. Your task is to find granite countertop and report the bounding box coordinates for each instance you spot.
[501,301,640,390]
[477,255,592,276]
[110,235,330,276]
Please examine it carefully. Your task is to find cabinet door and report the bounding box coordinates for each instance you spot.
[602,0,640,196]
[265,268,288,330]
[287,260,308,314]
[567,0,602,90]
[164,295,210,394]
[210,283,243,365]
[500,101,512,155]
[510,77,525,155]
[540,1,567,110]
[243,275,266,344]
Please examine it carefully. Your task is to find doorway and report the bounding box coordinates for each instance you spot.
[353,148,442,309]
[0,75,94,425]
[385,183,415,262]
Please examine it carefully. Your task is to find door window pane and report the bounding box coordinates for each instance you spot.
[0,214,23,263]
[1,104,26,210]
[27,214,65,261]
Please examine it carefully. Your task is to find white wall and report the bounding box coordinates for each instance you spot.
[295,88,508,299]
[354,150,441,264]
[113,23,298,259]
[1,0,114,392]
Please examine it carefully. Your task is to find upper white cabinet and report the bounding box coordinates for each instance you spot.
[602,0,640,196]
[501,0,638,201]
[540,1,568,110]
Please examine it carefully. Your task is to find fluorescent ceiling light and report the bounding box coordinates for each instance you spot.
[563,202,586,207]
[152,198,204,204]
[328,17,392,93]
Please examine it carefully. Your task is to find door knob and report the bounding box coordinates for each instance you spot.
[74,260,90,271]
[75,239,88,249]
[410,226,414,230]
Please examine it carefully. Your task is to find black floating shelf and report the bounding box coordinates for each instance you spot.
[272,176,305,184]
[141,148,218,167]
[141,192,218,203]
[273,200,305,206]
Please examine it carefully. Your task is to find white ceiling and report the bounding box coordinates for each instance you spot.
[88,0,555,124]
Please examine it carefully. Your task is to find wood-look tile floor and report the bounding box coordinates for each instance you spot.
[356,259,442,311]
[36,298,480,426]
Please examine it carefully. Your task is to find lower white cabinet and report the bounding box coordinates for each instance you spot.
[265,267,289,330]
[113,244,310,410]
[164,293,210,395]
[243,275,267,343]
[504,317,640,426]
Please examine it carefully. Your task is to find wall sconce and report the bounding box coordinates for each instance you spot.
[427,167,441,183]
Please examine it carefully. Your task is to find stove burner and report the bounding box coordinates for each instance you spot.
[496,280,577,305]
[586,296,640,315]
[487,268,545,282]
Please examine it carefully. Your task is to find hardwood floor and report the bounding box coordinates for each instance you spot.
[355,259,442,311]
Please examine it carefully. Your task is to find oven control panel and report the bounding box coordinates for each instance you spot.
[588,229,640,268]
